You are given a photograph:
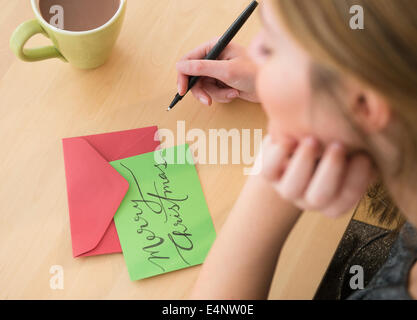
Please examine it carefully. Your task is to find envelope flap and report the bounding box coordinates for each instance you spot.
[63,138,129,257]
[83,126,159,162]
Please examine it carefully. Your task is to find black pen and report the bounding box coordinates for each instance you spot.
[167,0,259,111]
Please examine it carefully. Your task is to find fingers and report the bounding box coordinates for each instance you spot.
[177,71,189,96]
[178,74,240,105]
[263,136,376,218]
[176,60,232,96]
[321,154,374,218]
[275,137,321,200]
[304,143,347,209]
[190,80,212,106]
[176,59,232,90]
[176,38,222,96]
[175,39,247,100]
[201,78,239,103]
[261,135,297,181]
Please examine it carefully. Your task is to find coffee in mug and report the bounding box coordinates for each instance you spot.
[39,0,121,32]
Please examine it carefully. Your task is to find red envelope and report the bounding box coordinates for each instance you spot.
[62,126,160,258]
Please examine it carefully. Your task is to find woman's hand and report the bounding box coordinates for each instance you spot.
[260,135,376,218]
[176,38,259,105]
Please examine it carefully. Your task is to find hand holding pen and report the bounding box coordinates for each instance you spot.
[176,39,259,106]
[168,1,259,110]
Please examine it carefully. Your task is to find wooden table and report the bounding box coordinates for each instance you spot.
[0,0,353,299]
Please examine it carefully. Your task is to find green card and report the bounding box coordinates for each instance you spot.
[110,145,216,281]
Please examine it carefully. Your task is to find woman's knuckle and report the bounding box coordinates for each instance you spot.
[306,192,327,209]
[193,61,204,73]
[223,65,235,81]
[323,208,340,218]
[279,186,298,201]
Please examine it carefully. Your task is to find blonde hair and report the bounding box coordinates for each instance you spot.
[271,0,417,226]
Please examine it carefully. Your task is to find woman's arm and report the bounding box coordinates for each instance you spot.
[189,134,374,299]
[189,174,301,300]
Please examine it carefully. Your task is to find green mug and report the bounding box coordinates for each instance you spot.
[10,0,127,69]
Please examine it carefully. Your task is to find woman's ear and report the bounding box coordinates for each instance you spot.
[348,85,392,134]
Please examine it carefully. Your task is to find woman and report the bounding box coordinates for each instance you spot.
[176,0,417,299]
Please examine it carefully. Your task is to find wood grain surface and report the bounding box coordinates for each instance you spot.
[0,0,353,299]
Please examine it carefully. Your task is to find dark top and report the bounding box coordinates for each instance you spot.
[348,223,417,300]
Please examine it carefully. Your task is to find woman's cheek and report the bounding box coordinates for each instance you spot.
[256,58,312,140]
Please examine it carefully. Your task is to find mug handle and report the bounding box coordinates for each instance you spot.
[10,19,66,62]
